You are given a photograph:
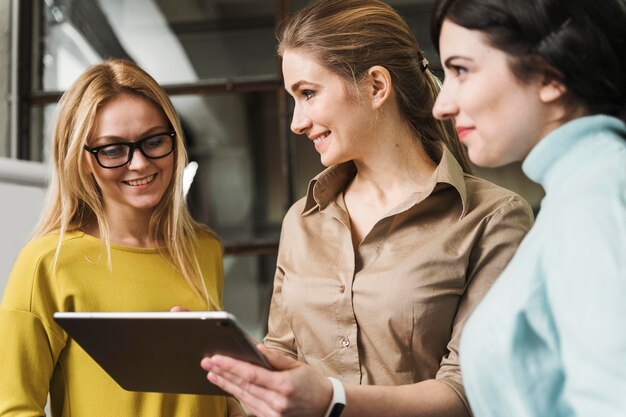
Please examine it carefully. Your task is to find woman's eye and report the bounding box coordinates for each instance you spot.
[452,65,468,77]
[100,145,126,159]
[302,90,314,100]
[144,136,165,149]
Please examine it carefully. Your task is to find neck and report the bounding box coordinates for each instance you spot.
[351,112,437,197]
[85,208,158,248]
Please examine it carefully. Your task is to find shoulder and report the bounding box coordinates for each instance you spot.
[578,136,626,192]
[286,196,309,218]
[462,174,534,226]
[20,233,61,260]
[280,196,312,230]
[2,233,66,313]
[549,135,626,230]
[550,176,625,242]
[10,231,96,279]
[275,196,317,248]
[193,227,223,255]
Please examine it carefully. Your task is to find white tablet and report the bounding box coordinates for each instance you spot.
[53,311,271,396]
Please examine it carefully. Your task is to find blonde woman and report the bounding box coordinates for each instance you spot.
[200,1,533,416]
[0,60,240,416]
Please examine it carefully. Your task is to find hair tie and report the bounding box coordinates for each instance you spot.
[420,56,429,72]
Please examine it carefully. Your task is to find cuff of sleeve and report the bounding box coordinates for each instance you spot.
[436,377,472,417]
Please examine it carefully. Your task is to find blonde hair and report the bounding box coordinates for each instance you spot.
[33,59,218,309]
[277,0,472,172]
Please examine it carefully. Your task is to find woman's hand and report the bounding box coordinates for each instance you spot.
[201,345,333,417]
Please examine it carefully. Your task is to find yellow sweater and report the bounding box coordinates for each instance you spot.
[0,231,227,417]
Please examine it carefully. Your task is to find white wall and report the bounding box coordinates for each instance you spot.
[0,157,48,296]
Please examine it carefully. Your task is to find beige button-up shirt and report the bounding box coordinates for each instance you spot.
[264,147,533,411]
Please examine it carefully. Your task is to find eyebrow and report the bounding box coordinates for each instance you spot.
[443,55,473,68]
[92,126,170,145]
[288,80,318,92]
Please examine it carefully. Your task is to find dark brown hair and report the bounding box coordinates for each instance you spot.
[432,0,626,121]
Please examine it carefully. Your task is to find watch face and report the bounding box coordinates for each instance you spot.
[329,403,345,417]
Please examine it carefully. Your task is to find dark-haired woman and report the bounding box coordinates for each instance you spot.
[431,0,626,416]
[199,1,533,416]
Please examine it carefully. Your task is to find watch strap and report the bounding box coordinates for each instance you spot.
[323,377,346,417]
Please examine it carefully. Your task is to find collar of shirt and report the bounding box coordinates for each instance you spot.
[301,145,469,219]
[522,115,626,192]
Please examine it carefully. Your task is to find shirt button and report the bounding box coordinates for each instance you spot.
[341,338,350,348]
[339,285,345,293]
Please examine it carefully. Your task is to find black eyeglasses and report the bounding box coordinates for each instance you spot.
[84,131,176,169]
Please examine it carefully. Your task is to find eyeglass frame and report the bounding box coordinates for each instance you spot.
[83,131,176,169]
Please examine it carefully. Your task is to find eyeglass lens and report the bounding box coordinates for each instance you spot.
[96,133,173,168]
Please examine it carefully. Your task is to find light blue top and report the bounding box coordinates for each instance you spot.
[460,115,626,417]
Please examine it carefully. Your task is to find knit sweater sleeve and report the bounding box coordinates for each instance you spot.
[0,239,68,416]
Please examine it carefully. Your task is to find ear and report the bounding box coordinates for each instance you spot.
[365,65,393,109]
[539,78,567,104]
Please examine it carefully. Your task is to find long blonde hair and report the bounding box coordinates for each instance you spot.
[33,59,218,309]
[277,0,472,172]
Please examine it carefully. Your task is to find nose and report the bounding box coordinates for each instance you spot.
[432,83,459,121]
[290,104,311,135]
[127,148,151,170]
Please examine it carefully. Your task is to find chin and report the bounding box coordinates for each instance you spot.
[319,151,349,168]
[130,198,162,211]
[468,149,504,168]
[319,155,335,167]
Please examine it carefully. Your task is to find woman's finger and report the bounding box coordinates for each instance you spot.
[203,355,287,392]
[207,361,288,417]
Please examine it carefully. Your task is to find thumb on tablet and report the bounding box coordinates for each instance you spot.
[170,306,190,312]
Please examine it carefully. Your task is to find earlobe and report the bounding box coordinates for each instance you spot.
[539,79,567,103]
[367,65,392,109]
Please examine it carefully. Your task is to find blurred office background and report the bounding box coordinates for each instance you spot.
[0,0,544,340]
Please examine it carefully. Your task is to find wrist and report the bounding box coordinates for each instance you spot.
[323,377,346,417]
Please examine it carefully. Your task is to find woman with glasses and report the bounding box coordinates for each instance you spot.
[0,59,240,416]
[431,0,626,416]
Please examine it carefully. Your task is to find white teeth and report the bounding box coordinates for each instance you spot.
[313,132,329,144]
[126,174,155,186]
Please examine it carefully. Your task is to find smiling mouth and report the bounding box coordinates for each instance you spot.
[457,128,474,141]
[124,174,156,186]
[312,131,330,144]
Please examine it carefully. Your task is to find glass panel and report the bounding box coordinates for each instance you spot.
[39,0,278,91]
[181,92,284,241]
[30,103,57,162]
[223,253,277,339]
